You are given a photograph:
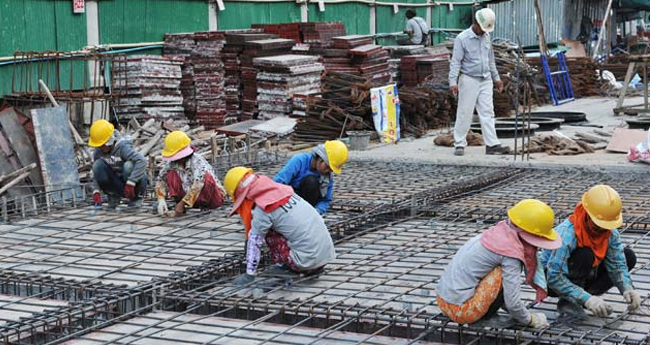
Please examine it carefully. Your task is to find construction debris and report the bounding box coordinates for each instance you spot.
[434,131,484,147]
[519,131,596,155]
[399,85,456,136]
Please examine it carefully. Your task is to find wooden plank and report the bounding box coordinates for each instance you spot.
[31,106,82,202]
[0,108,44,188]
[605,128,648,153]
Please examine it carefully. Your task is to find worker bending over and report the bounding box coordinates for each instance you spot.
[540,185,639,318]
[225,167,336,285]
[448,8,510,156]
[273,140,348,215]
[155,131,225,217]
[89,119,148,209]
[437,199,562,328]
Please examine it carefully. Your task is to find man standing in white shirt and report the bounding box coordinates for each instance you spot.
[449,8,511,156]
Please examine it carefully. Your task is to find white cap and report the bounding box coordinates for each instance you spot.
[475,8,496,33]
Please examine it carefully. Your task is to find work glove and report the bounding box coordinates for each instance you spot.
[156,199,169,216]
[124,181,136,200]
[624,290,642,311]
[233,273,255,286]
[93,191,102,206]
[585,296,613,317]
[528,312,549,329]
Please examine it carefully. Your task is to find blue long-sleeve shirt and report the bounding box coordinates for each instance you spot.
[539,219,634,306]
[273,153,333,214]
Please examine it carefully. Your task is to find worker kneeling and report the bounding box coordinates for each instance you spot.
[155,131,225,217]
[436,199,562,328]
[226,167,336,286]
[540,185,639,318]
[89,120,148,209]
[273,140,348,215]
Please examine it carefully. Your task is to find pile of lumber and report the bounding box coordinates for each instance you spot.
[527,56,604,100]
[300,22,346,54]
[399,86,456,137]
[293,72,375,142]
[321,36,391,84]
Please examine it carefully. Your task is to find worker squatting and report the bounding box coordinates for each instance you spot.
[87,118,640,326]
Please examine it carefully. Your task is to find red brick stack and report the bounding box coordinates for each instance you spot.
[240,39,296,120]
[163,33,197,117]
[191,31,227,129]
[400,53,450,87]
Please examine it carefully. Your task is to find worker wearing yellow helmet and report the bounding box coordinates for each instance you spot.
[273,140,348,215]
[224,167,336,286]
[154,131,226,217]
[88,119,148,209]
[540,185,639,319]
[437,199,561,328]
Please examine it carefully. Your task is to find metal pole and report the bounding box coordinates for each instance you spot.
[592,0,614,60]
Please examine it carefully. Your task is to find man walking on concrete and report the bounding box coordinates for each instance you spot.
[449,8,510,156]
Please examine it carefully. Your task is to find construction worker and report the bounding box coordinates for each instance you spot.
[436,199,562,328]
[155,131,225,217]
[225,167,336,285]
[449,8,511,156]
[273,140,348,215]
[399,9,430,46]
[88,119,148,209]
[540,185,639,318]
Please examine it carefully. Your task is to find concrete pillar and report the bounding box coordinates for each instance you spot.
[86,0,99,47]
[370,1,377,36]
[301,0,309,22]
[209,2,218,31]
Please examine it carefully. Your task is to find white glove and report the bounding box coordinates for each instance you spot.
[624,290,642,311]
[157,199,169,216]
[585,296,613,317]
[528,312,549,328]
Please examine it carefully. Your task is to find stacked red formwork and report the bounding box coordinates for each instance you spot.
[321,35,391,84]
[252,23,301,42]
[299,22,346,54]
[400,52,451,87]
[163,33,197,118]
[223,32,276,122]
[112,55,185,123]
[191,31,227,129]
[253,55,324,119]
[240,39,296,120]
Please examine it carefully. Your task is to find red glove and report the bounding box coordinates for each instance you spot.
[124,181,136,200]
[93,192,102,206]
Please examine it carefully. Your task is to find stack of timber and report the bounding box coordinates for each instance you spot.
[399,86,456,137]
[163,33,198,118]
[191,31,227,129]
[527,56,604,100]
[252,23,301,42]
[322,36,391,83]
[299,22,346,54]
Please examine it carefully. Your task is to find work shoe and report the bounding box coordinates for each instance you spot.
[454,147,465,156]
[557,299,587,319]
[107,196,120,210]
[486,145,512,155]
[266,264,298,276]
[127,198,143,208]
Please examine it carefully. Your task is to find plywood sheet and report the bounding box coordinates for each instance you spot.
[31,106,82,201]
[605,128,648,153]
[0,108,43,187]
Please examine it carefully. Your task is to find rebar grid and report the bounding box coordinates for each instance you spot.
[436,168,650,229]
[152,216,650,345]
[0,207,246,286]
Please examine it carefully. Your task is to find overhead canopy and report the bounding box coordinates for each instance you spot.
[615,0,650,10]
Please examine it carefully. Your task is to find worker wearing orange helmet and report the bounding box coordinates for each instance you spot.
[224,167,336,286]
[154,131,225,217]
[540,185,639,318]
[88,119,148,209]
[437,199,562,328]
[273,140,348,215]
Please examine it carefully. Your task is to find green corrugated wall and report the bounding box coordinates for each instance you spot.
[218,2,301,30]
[0,0,475,99]
[0,0,88,98]
[98,0,209,43]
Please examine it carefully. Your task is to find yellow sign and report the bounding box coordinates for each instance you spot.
[370,84,401,143]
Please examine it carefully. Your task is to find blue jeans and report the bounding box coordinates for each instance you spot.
[93,159,148,199]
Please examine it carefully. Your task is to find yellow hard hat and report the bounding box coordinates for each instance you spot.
[224,166,253,201]
[324,140,348,174]
[582,185,623,230]
[507,199,557,240]
[88,119,114,147]
[162,131,192,158]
